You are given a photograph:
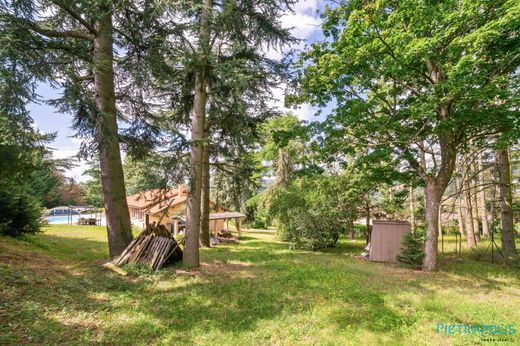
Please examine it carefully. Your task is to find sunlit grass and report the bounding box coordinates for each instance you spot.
[1,225,519,345]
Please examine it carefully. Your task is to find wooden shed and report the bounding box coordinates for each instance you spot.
[369,220,411,263]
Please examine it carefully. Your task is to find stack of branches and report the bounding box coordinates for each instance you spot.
[216,229,238,243]
[113,223,183,271]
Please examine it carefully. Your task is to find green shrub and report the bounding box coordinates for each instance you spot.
[246,192,269,229]
[397,231,425,268]
[353,224,367,238]
[268,175,359,250]
[0,186,42,237]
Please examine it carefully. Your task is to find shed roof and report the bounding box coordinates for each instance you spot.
[209,212,246,220]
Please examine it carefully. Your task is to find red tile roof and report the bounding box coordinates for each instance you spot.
[147,195,188,215]
[126,187,187,209]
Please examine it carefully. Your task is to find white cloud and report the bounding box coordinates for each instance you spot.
[291,103,316,121]
[51,148,89,183]
[265,0,323,60]
[52,148,79,160]
[70,137,83,145]
[265,1,322,121]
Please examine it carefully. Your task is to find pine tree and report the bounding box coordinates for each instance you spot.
[1,0,164,256]
[397,232,425,269]
[139,0,297,267]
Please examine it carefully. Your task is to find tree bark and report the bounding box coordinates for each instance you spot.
[471,159,481,242]
[421,120,458,271]
[184,74,206,268]
[478,152,490,237]
[200,128,211,247]
[464,173,477,248]
[365,200,371,245]
[93,6,132,257]
[455,175,465,237]
[409,185,415,230]
[347,219,355,239]
[423,180,443,271]
[457,200,465,237]
[489,181,496,230]
[183,0,212,268]
[496,146,517,257]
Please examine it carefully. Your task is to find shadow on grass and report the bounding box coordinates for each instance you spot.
[1,232,423,344]
[3,230,519,344]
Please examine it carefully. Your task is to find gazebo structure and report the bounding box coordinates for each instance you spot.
[66,205,102,225]
[169,211,246,238]
[209,212,246,238]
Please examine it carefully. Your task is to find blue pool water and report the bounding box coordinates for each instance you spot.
[46,215,80,224]
[45,215,105,225]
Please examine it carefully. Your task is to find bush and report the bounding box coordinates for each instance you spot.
[246,192,269,229]
[353,224,367,238]
[268,175,359,250]
[397,231,425,268]
[0,186,42,237]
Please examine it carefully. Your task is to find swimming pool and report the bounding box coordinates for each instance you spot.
[45,215,106,225]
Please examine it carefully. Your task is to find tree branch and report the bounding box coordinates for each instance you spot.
[30,23,94,41]
[50,0,97,35]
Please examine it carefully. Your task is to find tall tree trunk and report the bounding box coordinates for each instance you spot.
[200,128,211,247]
[419,145,427,222]
[184,74,206,268]
[347,219,355,239]
[422,124,458,271]
[455,175,465,237]
[93,7,132,257]
[365,200,371,245]
[471,158,481,242]
[423,180,443,271]
[496,146,517,257]
[184,0,212,268]
[478,153,490,237]
[457,199,465,237]
[489,181,496,230]
[464,174,477,247]
[409,185,415,230]
[275,149,291,186]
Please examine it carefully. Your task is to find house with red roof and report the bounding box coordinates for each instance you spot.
[126,185,245,236]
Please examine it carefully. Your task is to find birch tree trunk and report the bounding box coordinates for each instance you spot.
[409,185,415,230]
[457,200,465,237]
[478,153,490,237]
[470,157,480,243]
[455,175,465,237]
[365,200,371,245]
[93,6,132,257]
[489,180,496,230]
[464,174,477,247]
[184,0,213,268]
[471,171,481,243]
[496,147,517,257]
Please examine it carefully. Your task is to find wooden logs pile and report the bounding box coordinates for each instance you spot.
[217,229,233,238]
[113,224,183,271]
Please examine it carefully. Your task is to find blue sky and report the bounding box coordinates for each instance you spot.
[29,0,327,182]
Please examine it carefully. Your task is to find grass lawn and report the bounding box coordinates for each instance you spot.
[1,225,519,345]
